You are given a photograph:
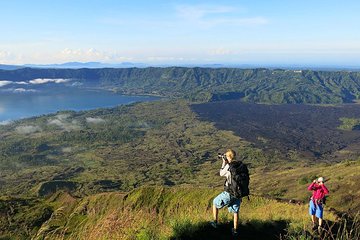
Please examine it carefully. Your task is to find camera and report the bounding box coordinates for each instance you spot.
[217,153,227,161]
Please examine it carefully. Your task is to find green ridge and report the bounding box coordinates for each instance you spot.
[2,67,360,103]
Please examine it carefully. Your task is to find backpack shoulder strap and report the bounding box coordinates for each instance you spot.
[229,161,242,169]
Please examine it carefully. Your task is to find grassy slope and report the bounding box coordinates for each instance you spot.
[4,160,360,239]
[1,187,338,240]
[251,160,360,212]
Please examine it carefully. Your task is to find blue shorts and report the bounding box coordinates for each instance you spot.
[309,200,323,218]
[213,191,241,213]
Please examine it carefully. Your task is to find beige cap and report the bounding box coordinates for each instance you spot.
[318,177,324,182]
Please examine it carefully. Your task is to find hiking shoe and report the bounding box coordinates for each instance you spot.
[210,221,218,229]
[231,228,239,236]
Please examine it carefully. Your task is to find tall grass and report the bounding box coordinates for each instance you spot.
[33,186,345,239]
[333,213,360,240]
[281,213,360,240]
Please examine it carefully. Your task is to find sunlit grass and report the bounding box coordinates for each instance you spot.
[30,187,337,239]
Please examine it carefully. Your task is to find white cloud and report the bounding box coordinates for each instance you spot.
[56,48,133,63]
[0,120,12,126]
[0,78,69,91]
[13,88,37,93]
[1,47,133,65]
[61,48,104,59]
[71,82,83,87]
[0,81,33,87]
[0,50,26,64]
[48,119,64,126]
[0,87,38,93]
[15,125,42,134]
[16,81,29,85]
[1,79,71,86]
[0,50,12,59]
[0,51,17,63]
[86,117,106,124]
[0,81,13,87]
[55,114,70,121]
[62,147,73,153]
[48,114,81,131]
[29,78,70,84]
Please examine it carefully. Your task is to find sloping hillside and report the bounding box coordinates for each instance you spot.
[250,160,360,212]
[0,187,340,240]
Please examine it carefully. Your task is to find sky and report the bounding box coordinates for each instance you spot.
[0,0,360,66]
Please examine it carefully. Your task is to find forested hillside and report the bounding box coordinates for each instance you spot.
[1,67,360,103]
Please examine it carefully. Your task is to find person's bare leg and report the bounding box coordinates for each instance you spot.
[311,215,316,224]
[319,218,323,227]
[213,204,218,222]
[234,213,238,230]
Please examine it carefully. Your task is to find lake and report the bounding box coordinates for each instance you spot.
[0,88,159,123]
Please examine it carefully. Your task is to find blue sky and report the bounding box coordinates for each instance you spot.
[0,0,359,66]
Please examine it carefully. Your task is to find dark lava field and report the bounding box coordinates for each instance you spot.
[192,101,360,160]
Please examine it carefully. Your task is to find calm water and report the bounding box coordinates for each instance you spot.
[0,88,159,122]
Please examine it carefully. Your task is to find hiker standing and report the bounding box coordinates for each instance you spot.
[308,177,329,231]
[211,149,250,237]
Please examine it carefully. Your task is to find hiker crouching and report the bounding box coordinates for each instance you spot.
[211,149,250,237]
[308,177,329,231]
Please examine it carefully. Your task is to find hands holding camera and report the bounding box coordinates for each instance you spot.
[218,153,228,163]
[313,179,323,185]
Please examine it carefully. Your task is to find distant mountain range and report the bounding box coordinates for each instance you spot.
[1,62,359,71]
[0,62,148,70]
[0,64,24,70]
[0,62,240,70]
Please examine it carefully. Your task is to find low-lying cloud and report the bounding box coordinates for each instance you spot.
[0,81,13,87]
[0,79,71,88]
[86,117,106,124]
[29,78,70,84]
[0,88,38,93]
[62,147,73,153]
[48,114,81,131]
[13,88,37,93]
[56,48,132,62]
[15,125,42,134]
[0,120,12,126]
[16,81,29,85]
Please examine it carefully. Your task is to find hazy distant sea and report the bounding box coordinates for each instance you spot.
[0,88,159,123]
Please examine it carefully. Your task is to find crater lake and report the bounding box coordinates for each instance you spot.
[0,87,159,123]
